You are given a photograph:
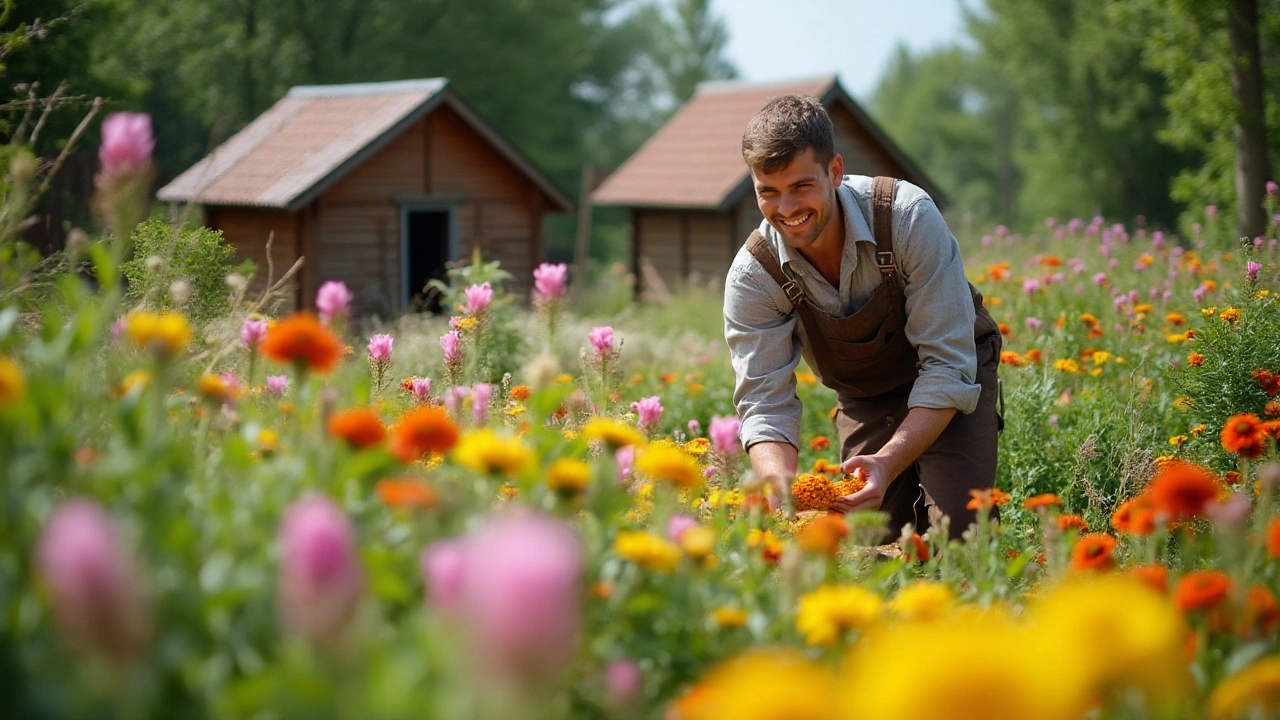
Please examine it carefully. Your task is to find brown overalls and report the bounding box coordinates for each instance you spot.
[746,176,1001,541]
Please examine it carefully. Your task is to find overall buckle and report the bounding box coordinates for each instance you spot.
[781,280,805,305]
[876,251,895,269]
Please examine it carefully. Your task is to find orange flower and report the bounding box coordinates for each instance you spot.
[1000,351,1025,366]
[328,408,386,449]
[259,313,343,373]
[1056,514,1089,532]
[1236,585,1280,639]
[509,385,531,401]
[1145,460,1221,521]
[833,474,867,498]
[1174,570,1231,613]
[811,458,841,475]
[376,478,437,509]
[1253,369,1280,396]
[905,532,930,562]
[390,407,460,462]
[1111,496,1157,535]
[1071,533,1116,572]
[966,487,1011,511]
[1025,348,1042,363]
[1023,493,1062,510]
[809,436,830,451]
[1265,401,1280,418]
[1221,413,1266,459]
[792,474,837,512]
[1266,516,1280,559]
[1127,564,1168,594]
[998,322,1011,336]
[796,514,848,556]
[1187,352,1204,367]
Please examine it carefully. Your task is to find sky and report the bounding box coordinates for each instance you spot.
[713,0,969,100]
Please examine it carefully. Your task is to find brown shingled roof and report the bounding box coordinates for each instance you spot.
[158,78,572,213]
[592,75,943,210]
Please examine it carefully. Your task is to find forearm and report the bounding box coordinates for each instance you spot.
[873,406,956,478]
[747,440,798,479]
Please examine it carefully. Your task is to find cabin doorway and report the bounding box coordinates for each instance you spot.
[404,209,452,313]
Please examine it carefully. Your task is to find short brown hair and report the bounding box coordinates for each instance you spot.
[741,94,835,175]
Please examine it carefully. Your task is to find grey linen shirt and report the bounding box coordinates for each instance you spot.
[724,175,980,451]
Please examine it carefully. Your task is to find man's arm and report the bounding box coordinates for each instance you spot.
[832,407,955,513]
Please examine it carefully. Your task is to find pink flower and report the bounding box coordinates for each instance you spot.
[1205,493,1252,530]
[630,395,663,427]
[411,377,432,402]
[981,234,992,248]
[709,415,741,456]
[277,495,364,644]
[420,540,467,613]
[589,326,614,354]
[240,319,268,349]
[666,514,698,542]
[1206,205,1218,218]
[995,225,1008,238]
[367,333,394,363]
[464,282,494,314]
[316,281,353,323]
[110,316,127,339]
[444,385,470,413]
[1247,261,1262,282]
[1021,279,1040,295]
[687,419,701,436]
[604,658,644,709]
[441,330,461,362]
[36,499,150,661]
[533,263,569,301]
[266,374,289,396]
[98,112,154,181]
[472,383,492,425]
[615,445,635,482]
[1267,180,1278,196]
[1192,222,1203,236]
[1193,285,1208,303]
[1025,316,1044,331]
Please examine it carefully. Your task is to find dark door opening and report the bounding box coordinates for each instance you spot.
[406,210,450,313]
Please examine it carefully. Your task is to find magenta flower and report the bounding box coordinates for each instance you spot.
[411,377,432,402]
[1247,261,1262,282]
[420,540,467,613]
[709,415,741,456]
[98,112,154,181]
[615,445,635,482]
[630,396,663,428]
[1206,205,1218,218]
[1267,180,1278,196]
[266,374,289,396]
[1025,316,1044,331]
[981,234,992,248]
[277,495,364,644]
[240,319,268,349]
[687,419,701,436]
[36,499,150,661]
[533,263,569,301]
[1193,285,1208,303]
[666,514,698,542]
[472,383,492,425]
[110,316,127,339]
[367,333,394,363]
[995,225,1008,238]
[443,385,470,413]
[1021,279,1040,295]
[464,282,494,314]
[441,330,461,362]
[316,281,353,323]
[589,326,614,354]
[604,658,644,709]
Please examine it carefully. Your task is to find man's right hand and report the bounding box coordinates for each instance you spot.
[830,456,890,513]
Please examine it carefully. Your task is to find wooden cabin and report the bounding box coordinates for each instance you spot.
[157,78,573,315]
[590,75,944,300]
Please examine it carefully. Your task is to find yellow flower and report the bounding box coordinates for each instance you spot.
[796,585,883,646]
[987,296,1003,306]
[125,311,191,355]
[1052,359,1080,373]
[1079,312,1098,325]
[505,403,526,417]
[1166,332,1188,344]
[1134,303,1154,315]
[454,316,479,332]
[635,443,703,489]
[889,581,953,622]
[554,373,574,385]
[795,371,818,385]
[1208,657,1280,720]
[679,525,717,558]
[1220,307,1242,323]
[1168,435,1188,447]
[1256,290,1272,299]
[545,458,591,496]
[451,428,534,477]
[257,428,279,454]
[119,370,151,395]
[707,488,743,508]
[1201,306,1219,317]
[687,382,704,395]
[1089,368,1103,377]
[197,372,235,403]
[613,531,681,573]
[1090,350,1112,365]
[1165,311,1186,325]
[711,606,749,629]
[0,356,26,407]
[1191,424,1207,437]
[684,437,711,456]
[672,650,840,720]
[1173,397,1193,411]
[582,417,645,450]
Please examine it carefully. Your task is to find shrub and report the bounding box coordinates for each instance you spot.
[120,219,254,325]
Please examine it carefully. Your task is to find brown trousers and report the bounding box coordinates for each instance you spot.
[835,331,1003,541]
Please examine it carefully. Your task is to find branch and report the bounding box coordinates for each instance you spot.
[38,95,102,195]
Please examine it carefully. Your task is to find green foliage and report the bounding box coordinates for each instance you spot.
[119,218,252,325]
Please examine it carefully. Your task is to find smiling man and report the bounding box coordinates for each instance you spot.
[723,94,1002,541]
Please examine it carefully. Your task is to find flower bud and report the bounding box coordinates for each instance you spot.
[145,255,164,273]
[225,272,248,292]
[169,279,191,306]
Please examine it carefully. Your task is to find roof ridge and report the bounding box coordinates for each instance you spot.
[694,74,838,96]
[287,78,449,98]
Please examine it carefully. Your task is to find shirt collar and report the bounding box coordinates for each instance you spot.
[769,179,877,271]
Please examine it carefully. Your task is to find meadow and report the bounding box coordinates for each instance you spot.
[3,116,1280,720]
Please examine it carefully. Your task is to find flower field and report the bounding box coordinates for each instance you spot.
[5,120,1280,719]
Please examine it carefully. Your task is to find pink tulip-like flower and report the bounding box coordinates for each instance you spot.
[464,282,494,314]
[36,499,150,661]
[533,263,569,301]
[316,281,353,323]
[666,514,698,542]
[1067,218,1082,233]
[1022,279,1040,295]
[589,326,614,354]
[630,396,663,428]
[423,512,584,685]
[709,415,741,456]
[688,419,701,436]
[441,330,461,362]
[266,374,289,396]
[1267,180,1278,196]
[110,316,127,339]
[367,334,394,363]
[604,658,644,709]
[240,319,268,349]
[1247,261,1262,282]
[1025,316,1044,331]
[1206,205,1218,218]
[98,112,154,181]
[411,377,432,402]
[1193,285,1208,303]
[277,495,364,644]
[472,383,492,425]
[444,385,470,413]
[615,445,635,482]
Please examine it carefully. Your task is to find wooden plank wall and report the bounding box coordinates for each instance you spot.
[830,104,900,179]
[207,207,300,312]
[635,209,732,300]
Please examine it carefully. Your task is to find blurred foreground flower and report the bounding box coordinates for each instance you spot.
[533,262,568,301]
[315,281,352,324]
[277,495,364,645]
[260,314,343,374]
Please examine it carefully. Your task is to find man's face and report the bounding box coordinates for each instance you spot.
[750,148,844,250]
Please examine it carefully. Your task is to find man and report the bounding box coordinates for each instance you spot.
[723,94,1001,540]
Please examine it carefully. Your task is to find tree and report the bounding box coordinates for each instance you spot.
[652,0,737,105]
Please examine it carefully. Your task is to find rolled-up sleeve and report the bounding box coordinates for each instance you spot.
[723,262,803,450]
[897,197,982,413]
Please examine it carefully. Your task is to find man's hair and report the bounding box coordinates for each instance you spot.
[741,94,835,175]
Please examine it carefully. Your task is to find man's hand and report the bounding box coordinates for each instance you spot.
[830,455,893,513]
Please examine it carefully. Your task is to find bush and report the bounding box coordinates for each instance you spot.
[120,219,253,325]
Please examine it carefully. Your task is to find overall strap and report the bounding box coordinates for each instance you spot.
[745,230,805,307]
[871,176,899,283]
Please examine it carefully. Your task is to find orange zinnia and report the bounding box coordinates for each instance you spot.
[1266,516,1280,559]
[792,474,837,512]
[259,313,343,373]
[796,514,848,557]
[328,407,386,449]
[1174,570,1232,613]
[1221,413,1266,459]
[1127,564,1169,594]
[1070,533,1116,572]
[1057,514,1089,532]
[1145,460,1222,521]
[376,478,437,509]
[966,487,1011,511]
[390,406,460,462]
[809,436,830,451]
[1111,496,1157,535]
[509,385,531,401]
[1023,493,1062,510]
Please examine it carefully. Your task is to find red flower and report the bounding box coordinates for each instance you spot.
[1222,413,1266,459]
[1071,533,1116,572]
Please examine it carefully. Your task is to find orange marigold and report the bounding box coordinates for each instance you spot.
[905,532,930,562]
[1221,413,1267,459]
[1071,533,1116,572]
[259,313,343,373]
[811,458,841,475]
[1057,514,1089,532]
[833,474,867,498]
[1252,369,1280,396]
[1266,516,1280,559]
[1266,401,1280,418]
[328,407,386,449]
[796,514,848,557]
[966,487,1011,511]
[509,385,532,401]
[792,474,837,512]
[1145,460,1222,521]
[1023,493,1062,510]
[375,478,437,509]
[1174,570,1232,613]
[390,406,460,462]
[1111,496,1157,535]
[1127,564,1169,594]
[1187,352,1205,367]
[809,436,830,451]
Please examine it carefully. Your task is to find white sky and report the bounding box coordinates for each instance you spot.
[713,0,969,99]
